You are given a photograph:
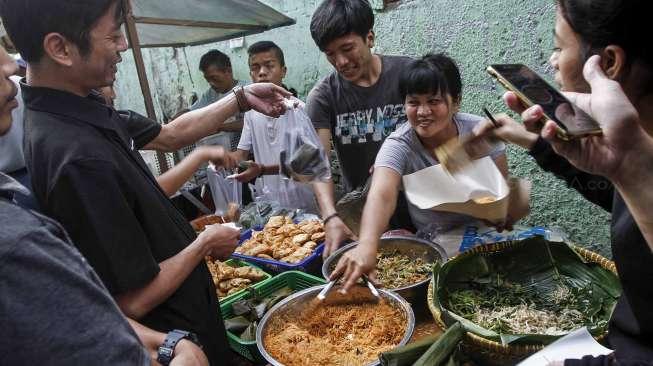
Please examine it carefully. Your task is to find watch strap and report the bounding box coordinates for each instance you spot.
[232,86,251,113]
[157,329,199,365]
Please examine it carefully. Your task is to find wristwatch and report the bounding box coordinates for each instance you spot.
[156,329,200,365]
[231,85,251,112]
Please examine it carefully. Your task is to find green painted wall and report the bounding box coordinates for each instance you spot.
[114,0,611,255]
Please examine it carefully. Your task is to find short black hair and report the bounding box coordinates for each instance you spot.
[399,53,462,103]
[0,0,124,63]
[310,0,374,51]
[557,0,652,68]
[199,49,231,72]
[247,41,286,67]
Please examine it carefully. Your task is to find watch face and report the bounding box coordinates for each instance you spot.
[157,346,174,364]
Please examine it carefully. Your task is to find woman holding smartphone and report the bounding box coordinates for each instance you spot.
[330,54,508,289]
[474,1,653,364]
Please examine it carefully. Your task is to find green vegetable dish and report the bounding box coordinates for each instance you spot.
[434,237,621,345]
[448,275,601,335]
[376,248,433,289]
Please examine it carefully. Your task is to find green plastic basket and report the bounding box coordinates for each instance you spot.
[216,259,272,305]
[220,271,326,362]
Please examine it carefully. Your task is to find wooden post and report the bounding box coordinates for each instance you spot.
[122,0,170,173]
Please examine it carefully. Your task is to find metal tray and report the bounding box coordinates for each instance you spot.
[256,285,415,366]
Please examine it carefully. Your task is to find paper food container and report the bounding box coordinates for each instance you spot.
[403,157,531,222]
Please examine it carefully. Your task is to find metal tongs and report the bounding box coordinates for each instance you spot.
[316,274,380,305]
[316,280,337,301]
[363,275,380,298]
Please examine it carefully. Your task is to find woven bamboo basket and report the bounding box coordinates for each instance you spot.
[427,241,617,365]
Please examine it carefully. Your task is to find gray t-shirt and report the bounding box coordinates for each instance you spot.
[306,55,413,191]
[375,113,506,232]
[0,173,149,366]
[191,80,248,150]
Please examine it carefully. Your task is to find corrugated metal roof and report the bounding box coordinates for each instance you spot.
[129,0,295,48]
[0,0,295,50]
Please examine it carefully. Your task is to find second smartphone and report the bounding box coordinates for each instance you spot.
[487,64,602,140]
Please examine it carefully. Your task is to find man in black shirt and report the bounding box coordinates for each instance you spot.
[0,0,290,364]
[0,45,208,366]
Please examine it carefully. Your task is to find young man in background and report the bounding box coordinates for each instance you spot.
[191,49,248,151]
[306,0,414,257]
[233,41,318,213]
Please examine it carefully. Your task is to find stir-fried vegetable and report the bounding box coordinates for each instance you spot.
[376,248,433,288]
[447,274,606,335]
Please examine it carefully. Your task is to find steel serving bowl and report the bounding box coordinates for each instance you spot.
[256,285,415,366]
[322,235,448,303]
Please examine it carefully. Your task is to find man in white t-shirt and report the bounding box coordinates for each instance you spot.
[232,41,318,213]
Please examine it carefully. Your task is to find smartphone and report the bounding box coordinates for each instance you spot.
[487,64,602,140]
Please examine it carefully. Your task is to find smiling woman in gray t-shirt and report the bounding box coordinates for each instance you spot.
[331,53,508,290]
[376,113,505,231]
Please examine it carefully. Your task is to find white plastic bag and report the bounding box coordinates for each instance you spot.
[206,164,242,222]
[278,102,331,183]
[274,176,319,213]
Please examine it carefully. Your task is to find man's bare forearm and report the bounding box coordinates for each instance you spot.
[617,182,653,252]
[313,128,337,217]
[156,148,208,197]
[219,119,244,132]
[144,94,240,152]
[260,164,279,175]
[613,138,653,251]
[313,180,337,217]
[116,238,210,319]
[128,319,206,366]
[127,318,166,363]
